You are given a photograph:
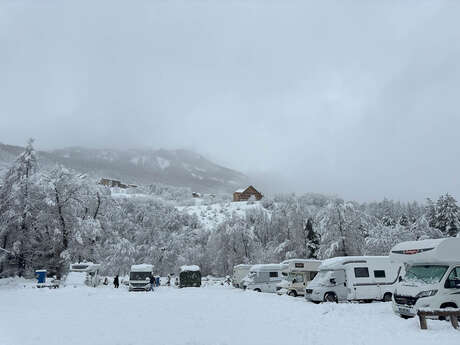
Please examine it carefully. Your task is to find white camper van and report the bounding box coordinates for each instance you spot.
[242,264,284,293]
[277,259,321,297]
[390,238,460,318]
[65,262,101,287]
[232,264,252,288]
[129,264,154,292]
[305,256,401,303]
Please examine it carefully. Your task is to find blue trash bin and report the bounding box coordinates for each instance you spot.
[36,270,47,284]
[155,276,160,287]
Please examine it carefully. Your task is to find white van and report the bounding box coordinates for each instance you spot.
[305,256,402,303]
[242,264,284,293]
[277,259,322,297]
[129,264,154,291]
[390,238,460,318]
[232,264,252,288]
[66,262,101,287]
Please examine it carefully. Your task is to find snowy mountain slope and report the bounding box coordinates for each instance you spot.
[0,143,249,193]
[178,200,267,231]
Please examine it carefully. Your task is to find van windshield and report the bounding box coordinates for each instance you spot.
[311,270,335,286]
[404,265,448,284]
[130,272,151,281]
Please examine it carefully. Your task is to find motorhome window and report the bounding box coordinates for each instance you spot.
[354,267,369,278]
[405,265,448,284]
[446,267,460,288]
[269,272,278,278]
[374,270,386,278]
[293,273,304,283]
[309,272,318,280]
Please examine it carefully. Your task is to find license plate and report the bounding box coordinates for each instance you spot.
[398,306,412,315]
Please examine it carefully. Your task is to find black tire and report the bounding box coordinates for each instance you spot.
[383,293,392,302]
[324,292,337,303]
[439,303,458,321]
[254,288,261,292]
[288,290,297,297]
[400,315,413,319]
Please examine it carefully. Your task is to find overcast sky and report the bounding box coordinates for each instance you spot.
[1,0,460,201]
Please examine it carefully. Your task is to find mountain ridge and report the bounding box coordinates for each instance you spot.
[0,143,249,193]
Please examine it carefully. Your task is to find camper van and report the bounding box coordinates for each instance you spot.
[277,259,321,297]
[305,256,401,303]
[242,264,284,293]
[232,264,252,288]
[66,262,101,287]
[129,264,154,291]
[390,238,460,318]
[179,265,201,288]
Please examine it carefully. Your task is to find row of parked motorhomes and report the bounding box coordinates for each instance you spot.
[232,238,460,318]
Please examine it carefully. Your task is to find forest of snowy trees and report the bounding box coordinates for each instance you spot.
[1,141,459,278]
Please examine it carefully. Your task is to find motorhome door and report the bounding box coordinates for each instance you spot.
[352,266,380,300]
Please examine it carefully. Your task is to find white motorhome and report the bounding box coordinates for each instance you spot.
[242,264,284,293]
[390,238,460,318]
[232,264,252,288]
[277,259,322,297]
[66,262,101,287]
[129,264,154,292]
[305,256,401,303]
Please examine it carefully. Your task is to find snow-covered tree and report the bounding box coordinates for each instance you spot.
[305,218,320,259]
[434,193,459,237]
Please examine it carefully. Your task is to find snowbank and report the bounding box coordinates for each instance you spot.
[1,286,458,345]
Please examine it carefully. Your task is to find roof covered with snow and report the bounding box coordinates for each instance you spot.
[250,264,284,271]
[131,264,154,272]
[390,238,460,264]
[319,256,389,270]
[234,188,247,193]
[180,265,200,272]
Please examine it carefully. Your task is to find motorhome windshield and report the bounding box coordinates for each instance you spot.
[311,270,335,286]
[404,265,448,284]
[130,272,151,281]
[247,272,256,279]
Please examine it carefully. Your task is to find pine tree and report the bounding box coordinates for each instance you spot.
[434,193,460,237]
[305,218,319,259]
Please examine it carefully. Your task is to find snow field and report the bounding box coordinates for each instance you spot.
[1,284,459,345]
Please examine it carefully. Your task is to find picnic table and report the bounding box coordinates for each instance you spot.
[417,308,460,330]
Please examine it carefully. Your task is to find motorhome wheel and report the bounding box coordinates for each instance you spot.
[324,292,337,303]
[288,290,297,297]
[400,315,413,319]
[254,288,261,292]
[383,293,392,302]
[439,303,458,321]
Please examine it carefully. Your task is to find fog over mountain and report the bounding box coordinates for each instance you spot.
[1,0,460,201]
[0,143,249,193]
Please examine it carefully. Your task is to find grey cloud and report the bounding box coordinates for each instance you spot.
[1,0,459,201]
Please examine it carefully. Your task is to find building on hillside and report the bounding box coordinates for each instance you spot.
[99,178,135,189]
[233,185,263,202]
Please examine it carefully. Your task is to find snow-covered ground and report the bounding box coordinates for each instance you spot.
[1,282,459,345]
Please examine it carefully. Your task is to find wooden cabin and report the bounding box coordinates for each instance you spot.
[233,185,263,202]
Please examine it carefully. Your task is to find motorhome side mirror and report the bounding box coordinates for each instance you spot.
[330,278,336,285]
[398,276,402,282]
[292,279,297,284]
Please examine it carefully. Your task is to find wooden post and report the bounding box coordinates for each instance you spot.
[418,313,428,330]
[451,315,459,330]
